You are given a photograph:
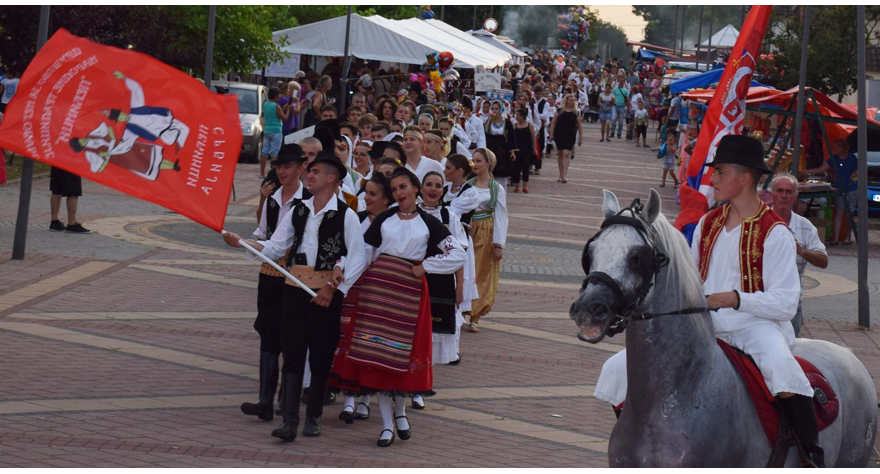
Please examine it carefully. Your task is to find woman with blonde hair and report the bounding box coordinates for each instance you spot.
[449,148,508,333]
[548,93,582,183]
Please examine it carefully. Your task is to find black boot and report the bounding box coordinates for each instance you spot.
[271,373,302,441]
[241,352,279,421]
[274,382,285,416]
[303,376,328,437]
[779,395,825,468]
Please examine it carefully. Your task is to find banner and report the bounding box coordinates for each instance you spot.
[475,72,502,92]
[0,29,241,232]
[673,6,773,243]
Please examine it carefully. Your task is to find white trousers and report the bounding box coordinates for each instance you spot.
[593,323,814,406]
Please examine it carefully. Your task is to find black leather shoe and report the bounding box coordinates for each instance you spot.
[271,373,302,442]
[411,396,425,410]
[377,429,395,447]
[395,415,411,440]
[302,414,321,437]
[354,402,370,420]
[339,405,355,425]
[241,352,279,421]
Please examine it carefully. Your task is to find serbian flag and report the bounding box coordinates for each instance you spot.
[673,6,773,243]
[0,29,241,232]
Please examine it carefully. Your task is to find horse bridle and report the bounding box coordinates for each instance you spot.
[580,198,714,337]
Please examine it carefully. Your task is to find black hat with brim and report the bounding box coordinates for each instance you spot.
[460,95,474,111]
[308,151,347,181]
[707,134,771,174]
[272,143,307,165]
[368,141,387,159]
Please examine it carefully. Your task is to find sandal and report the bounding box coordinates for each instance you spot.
[523,189,529,194]
[339,405,355,425]
[468,322,479,333]
[354,402,370,420]
[562,179,568,184]
[556,178,563,183]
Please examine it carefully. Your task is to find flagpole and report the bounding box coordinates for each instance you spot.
[221,231,318,297]
[11,5,50,261]
[790,6,810,176]
[857,5,869,328]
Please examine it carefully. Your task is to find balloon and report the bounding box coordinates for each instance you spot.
[425,52,439,69]
[443,69,460,80]
[438,51,454,70]
[429,69,443,94]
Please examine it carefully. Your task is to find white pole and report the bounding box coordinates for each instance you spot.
[221,230,318,297]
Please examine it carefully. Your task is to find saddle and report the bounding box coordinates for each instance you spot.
[717,339,839,447]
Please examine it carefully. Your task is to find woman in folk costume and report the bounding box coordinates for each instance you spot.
[413,171,469,410]
[334,134,361,192]
[449,148,508,333]
[332,172,394,424]
[332,167,466,447]
[442,154,479,326]
[483,101,518,187]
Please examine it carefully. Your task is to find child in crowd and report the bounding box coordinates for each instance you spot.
[634,99,649,148]
[658,131,680,188]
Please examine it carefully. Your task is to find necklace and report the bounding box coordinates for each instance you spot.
[398,210,417,217]
[420,204,440,211]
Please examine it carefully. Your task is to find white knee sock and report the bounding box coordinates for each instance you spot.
[343,395,355,413]
[378,394,394,440]
[394,396,410,431]
[303,356,311,388]
[356,395,370,416]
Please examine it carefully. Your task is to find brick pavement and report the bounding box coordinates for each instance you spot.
[0,121,879,467]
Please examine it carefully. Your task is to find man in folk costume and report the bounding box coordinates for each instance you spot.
[239,144,309,422]
[224,151,367,441]
[594,136,823,466]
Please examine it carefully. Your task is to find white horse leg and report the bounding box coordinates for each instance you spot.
[594,349,628,406]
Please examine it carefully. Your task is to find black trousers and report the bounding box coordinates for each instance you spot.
[280,285,343,377]
[536,126,545,170]
[511,151,532,184]
[255,273,285,354]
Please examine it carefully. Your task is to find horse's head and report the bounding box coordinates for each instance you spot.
[570,189,665,343]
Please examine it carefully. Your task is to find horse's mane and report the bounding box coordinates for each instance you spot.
[650,213,706,309]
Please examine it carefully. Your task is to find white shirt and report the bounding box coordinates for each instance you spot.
[464,114,487,149]
[253,196,367,296]
[690,215,801,344]
[449,184,508,247]
[368,213,466,274]
[449,125,472,159]
[783,212,827,303]
[405,156,444,182]
[253,185,305,240]
[630,93,643,111]
[420,205,468,250]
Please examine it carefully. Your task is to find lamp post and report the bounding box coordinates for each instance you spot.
[857,5,870,328]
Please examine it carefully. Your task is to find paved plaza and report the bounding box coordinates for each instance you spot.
[1,123,879,467]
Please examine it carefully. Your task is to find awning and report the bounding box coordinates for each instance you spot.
[419,20,512,67]
[670,68,771,94]
[636,48,680,62]
[626,40,675,53]
[272,14,499,68]
[469,29,528,58]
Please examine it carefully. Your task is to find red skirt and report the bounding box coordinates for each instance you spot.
[330,255,434,397]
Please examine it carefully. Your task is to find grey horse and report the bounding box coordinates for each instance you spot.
[570,189,877,467]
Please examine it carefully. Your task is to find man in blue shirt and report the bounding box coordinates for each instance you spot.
[801,139,858,245]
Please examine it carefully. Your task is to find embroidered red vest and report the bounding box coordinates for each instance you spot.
[697,202,786,293]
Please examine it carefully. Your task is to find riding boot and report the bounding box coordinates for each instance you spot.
[303,376,328,437]
[274,381,285,416]
[779,395,825,468]
[241,351,278,421]
[271,373,302,441]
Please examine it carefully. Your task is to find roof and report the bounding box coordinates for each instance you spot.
[273,14,506,68]
[626,41,675,53]
[699,25,739,49]
[467,29,528,57]
[669,68,770,94]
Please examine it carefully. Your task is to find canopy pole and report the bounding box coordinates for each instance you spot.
[672,6,679,56]
[204,5,216,89]
[707,6,714,66]
[857,5,869,328]
[790,6,810,176]
[11,5,50,261]
[695,6,704,72]
[679,6,686,56]
[339,5,353,115]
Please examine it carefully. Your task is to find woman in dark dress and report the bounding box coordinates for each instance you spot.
[511,107,536,194]
[548,94,582,183]
[483,101,518,187]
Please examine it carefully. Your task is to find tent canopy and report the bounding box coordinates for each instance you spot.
[273,14,504,68]
[670,68,771,94]
[626,40,675,53]
[636,48,680,62]
[469,29,528,58]
[421,20,512,66]
[699,25,739,48]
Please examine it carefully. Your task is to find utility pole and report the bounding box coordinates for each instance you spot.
[679,6,686,56]
[695,6,704,71]
[11,5,50,261]
[707,6,714,66]
[203,5,216,89]
[790,6,810,177]
[857,5,870,328]
[672,5,679,56]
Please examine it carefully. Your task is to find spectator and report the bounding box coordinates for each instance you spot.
[769,172,828,337]
[609,79,629,140]
[49,166,90,233]
[0,70,18,114]
[260,87,289,178]
[801,139,858,245]
[634,99,649,148]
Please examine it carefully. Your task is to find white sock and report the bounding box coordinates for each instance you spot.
[303,356,311,388]
[343,395,355,413]
[356,395,370,416]
[394,396,410,431]
[378,394,394,440]
[413,394,424,407]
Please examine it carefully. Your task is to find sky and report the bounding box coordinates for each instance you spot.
[592,5,647,42]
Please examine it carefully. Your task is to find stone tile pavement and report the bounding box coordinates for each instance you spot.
[0,122,879,467]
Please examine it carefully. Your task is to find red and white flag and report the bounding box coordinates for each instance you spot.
[0,29,241,231]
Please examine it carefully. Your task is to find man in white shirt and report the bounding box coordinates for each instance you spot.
[770,172,829,338]
[594,136,824,467]
[223,151,366,442]
[460,96,486,149]
[402,126,444,181]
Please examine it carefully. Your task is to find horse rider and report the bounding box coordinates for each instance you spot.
[594,136,824,467]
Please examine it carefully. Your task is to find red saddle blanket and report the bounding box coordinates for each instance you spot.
[717,339,839,446]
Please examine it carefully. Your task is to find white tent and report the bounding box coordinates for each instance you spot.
[272,14,501,69]
[420,20,512,67]
[371,17,508,69]
[469,29,528,59]
[698,25,739,49]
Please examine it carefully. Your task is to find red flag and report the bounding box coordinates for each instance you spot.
[0,29,241,232]
[674,6,773,241]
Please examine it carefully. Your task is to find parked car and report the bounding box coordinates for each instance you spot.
[212,82,267,163]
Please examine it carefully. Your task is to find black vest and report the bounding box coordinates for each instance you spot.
[448,135,460,157]
[285,198,349,271]
[537,100,547,129]
[265,187,313,239]
[441,183,475,229]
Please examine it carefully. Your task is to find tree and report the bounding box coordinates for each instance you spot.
[632,6,745,51]
[761,6,880,101]
[580,16,632,61]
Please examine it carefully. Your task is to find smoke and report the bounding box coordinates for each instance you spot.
[501,5,565,51]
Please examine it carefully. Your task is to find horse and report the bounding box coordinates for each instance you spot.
[569,189,877,467]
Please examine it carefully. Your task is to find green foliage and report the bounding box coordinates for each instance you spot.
[761,6,880,101]
[579,8,631,60]
[632,6,746,51]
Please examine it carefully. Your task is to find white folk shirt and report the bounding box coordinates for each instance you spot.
[449,185,508,247]
[464,114,487,149]
[368,213,466,274]
[690,215,801,345]
[253,185,305,240]
[784,211,827,304]
[405,156,444,183]
[251,196,366,296]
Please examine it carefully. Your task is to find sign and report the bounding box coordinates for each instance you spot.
[0,29,242,232]
[484,18,498,32]
[444,79,474,95]
[475,72,502,92]
[485,88,514,102]
[253,52,301,78]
